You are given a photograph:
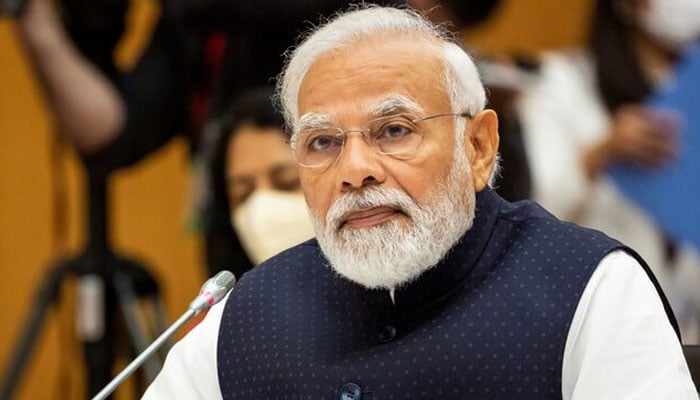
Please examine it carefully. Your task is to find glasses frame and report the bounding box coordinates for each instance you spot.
[289,111,473,169]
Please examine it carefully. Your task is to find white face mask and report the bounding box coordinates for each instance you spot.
[639,0,700,52]
[232,189,315,265]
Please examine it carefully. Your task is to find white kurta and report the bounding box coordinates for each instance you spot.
[142,251,697,399]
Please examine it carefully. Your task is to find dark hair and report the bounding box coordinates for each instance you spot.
[439,0,503,28]
[204,86,285,278]
[218,86,286,141]
[590,0,653,111]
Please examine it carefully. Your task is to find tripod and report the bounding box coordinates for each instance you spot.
[0,167,169,399]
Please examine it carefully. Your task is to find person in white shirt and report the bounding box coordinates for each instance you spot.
[518,0,700,343]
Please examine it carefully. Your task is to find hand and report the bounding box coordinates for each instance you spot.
[606,105,680,168]
[584,105,681,179]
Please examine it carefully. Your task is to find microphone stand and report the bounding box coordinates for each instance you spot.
[92,270,235,400]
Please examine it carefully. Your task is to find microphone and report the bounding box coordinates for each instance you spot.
[91,270,236,400]
[188,270,237,314]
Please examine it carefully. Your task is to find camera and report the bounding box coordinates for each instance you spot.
[0,0,25,16]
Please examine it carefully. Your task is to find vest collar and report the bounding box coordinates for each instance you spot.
[358,188,502,316]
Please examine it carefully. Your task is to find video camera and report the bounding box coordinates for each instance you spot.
[0,0,24,16]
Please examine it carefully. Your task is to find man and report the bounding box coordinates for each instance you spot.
[143,5,697,399]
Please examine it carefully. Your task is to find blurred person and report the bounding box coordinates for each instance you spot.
[15,0,132,153]
[207,86,314,278]
[142,5,696,399]
[14,0,401,276]
[518,0,700,343]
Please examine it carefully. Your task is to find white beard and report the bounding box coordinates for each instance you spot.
[312,149,476,290]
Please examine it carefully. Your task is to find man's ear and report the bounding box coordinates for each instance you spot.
[464,109,499,191]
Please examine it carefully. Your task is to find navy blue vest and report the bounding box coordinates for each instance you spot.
[217,188,675,399]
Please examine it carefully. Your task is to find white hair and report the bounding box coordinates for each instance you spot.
[278,5,484,127]
[276,4,497,181]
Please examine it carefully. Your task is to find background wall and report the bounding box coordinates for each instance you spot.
[464,0,594,55]
[0,0,592,399]
[0,1,203,399]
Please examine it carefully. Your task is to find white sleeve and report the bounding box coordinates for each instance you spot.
[562,250,698,400]
[140,295,226,400]
[518,51,603,220]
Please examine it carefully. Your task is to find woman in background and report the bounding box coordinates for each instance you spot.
[206,87,314,278]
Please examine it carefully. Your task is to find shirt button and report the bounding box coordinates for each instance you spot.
[339,382,362,400]
[377,324,398,343]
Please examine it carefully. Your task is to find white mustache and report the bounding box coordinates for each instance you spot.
[325,187,419,230]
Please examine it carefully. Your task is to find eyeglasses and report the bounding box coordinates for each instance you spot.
[289,112,472,169]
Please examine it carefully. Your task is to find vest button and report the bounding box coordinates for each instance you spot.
[338,382,362,400]
[377,324,397,343]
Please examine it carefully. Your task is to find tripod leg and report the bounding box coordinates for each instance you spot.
[0,263,67,400]
[111,271,162,384]
[84,336,115,398]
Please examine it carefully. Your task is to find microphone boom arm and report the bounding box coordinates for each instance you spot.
[91,270,235,400]
[91,308,196,400]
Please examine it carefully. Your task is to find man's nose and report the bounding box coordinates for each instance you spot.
[337,134,386,191]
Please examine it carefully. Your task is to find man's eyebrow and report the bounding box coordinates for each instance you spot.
[368,95,425,118]
[294,95,423,135]
[296,113,334,132]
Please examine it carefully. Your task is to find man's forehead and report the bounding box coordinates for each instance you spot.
[296,36,447,115]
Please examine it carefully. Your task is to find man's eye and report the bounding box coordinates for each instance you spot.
[308,133,342,152]
[377,123,413,141]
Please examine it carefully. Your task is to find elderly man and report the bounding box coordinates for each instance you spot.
[143,5,697,399]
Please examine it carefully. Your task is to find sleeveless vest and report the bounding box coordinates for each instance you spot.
[217,188,674,399]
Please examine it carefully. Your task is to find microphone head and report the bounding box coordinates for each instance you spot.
[188,270,236,314]
[212,270,236,289]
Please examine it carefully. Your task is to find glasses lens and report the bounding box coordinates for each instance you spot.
[369,116,423,158]
[294,128,344,167]
[291,115,428,168]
